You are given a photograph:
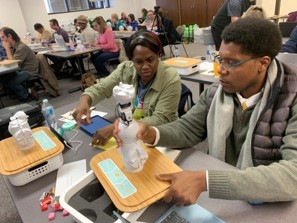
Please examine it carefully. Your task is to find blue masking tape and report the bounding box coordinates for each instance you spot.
[62,122,76,131]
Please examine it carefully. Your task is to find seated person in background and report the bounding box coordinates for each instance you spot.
[141,10,156,29]
[77,15,96,46]
[139,8,148,23]
[0,38,6,61]
[126,14,138,31]
[241,5,267,18]
[115,17,297,205]
[120,12,128,26]
[287,11,297,22]
[74,18,80,32]
[73,30,181,146]
[90,16,118,78]
[110,13,124,31]
[48,18,79,75]
[280,26,297,53]
[73,18,81,40]
[34,23,53,43]
[0,27,39,101]
[158,8,181,46]
[49,18,69,43]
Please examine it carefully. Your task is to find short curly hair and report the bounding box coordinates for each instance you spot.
[222,17,282,60]
[126,30,162,60]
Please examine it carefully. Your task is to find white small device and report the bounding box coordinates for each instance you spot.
[8,111,34,150]
[113,83,148,172]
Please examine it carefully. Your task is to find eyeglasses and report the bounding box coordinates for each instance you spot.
[215,55,258,71]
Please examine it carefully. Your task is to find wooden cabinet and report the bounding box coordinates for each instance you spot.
[155,0,180,28]
[156,0,223,27]
[206,0,224,26]
[180,0,207,27]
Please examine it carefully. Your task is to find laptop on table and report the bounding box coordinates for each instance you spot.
[53,34,69,52]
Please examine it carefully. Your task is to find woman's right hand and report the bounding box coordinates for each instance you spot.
[72,95,92,126]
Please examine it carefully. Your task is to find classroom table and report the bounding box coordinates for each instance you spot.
[44,47,101,93]
[0,66,20,76]
[180,72,218,95]
[2,101,297,223]
[113,31,134,39]
[44,47,101,76]
[1,102,114,223]
[134,148,297,223]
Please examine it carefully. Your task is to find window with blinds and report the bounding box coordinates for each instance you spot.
[44,0,110,14]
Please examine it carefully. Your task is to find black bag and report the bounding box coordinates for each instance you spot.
[0,102,45,140]
[178,83,195,117]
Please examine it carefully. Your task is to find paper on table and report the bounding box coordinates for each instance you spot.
[90,137,117,150]
[91,110,107,118]
[59,109,108,122]
[199,61,214,72]
[155,147,181,162]
[55,159,86,197]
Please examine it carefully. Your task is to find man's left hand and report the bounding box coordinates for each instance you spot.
[156,170,207,206]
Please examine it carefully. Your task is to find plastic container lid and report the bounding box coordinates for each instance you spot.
[62,122,76,131]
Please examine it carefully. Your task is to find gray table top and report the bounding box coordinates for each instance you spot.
[3,102,297,223]
[2,102,115,223]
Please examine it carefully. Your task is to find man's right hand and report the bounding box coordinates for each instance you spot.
[72,95,92,126]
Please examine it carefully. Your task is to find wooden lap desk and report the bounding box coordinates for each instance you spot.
[2,101,297,223]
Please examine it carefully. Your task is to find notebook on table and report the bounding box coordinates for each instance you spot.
[79,115,111,137]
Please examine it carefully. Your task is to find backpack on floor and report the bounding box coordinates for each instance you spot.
[81,73,97,90]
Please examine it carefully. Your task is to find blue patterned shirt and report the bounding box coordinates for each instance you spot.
[0,39,6,61]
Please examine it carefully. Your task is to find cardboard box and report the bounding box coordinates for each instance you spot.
[164,57,201,75]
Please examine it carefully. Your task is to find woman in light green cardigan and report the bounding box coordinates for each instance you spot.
[73,30,181,146]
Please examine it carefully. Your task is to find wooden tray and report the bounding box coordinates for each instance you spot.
[164,57,201,68]
[0,127,64,175]
[90,145,182,212]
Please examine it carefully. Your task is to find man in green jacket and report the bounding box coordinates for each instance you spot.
[116,17,297,205]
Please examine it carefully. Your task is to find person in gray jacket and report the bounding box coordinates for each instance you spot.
[115,17,297,205]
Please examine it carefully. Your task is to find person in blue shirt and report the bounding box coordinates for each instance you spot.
[0,38,6,61]
[127,14,138,31]
[110,13,124,31]
[280,26,297,53]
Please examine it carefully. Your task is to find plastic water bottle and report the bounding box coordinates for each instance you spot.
[69,38,75,50]
[42,99,57,128]
[173,45,180,57]
[206,42,214,62]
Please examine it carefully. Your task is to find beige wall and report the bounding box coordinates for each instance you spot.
[258,0,297,17]
[18,0,156,36]
[0,0,156,39]
[0,0,27,39]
